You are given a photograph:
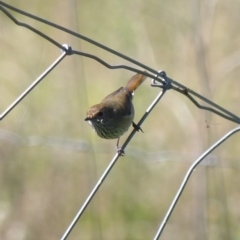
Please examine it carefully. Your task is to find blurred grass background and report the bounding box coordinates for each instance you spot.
[0,0,240,239]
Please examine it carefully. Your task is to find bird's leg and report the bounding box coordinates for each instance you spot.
[116,138,125,156]
[132,122,144,133]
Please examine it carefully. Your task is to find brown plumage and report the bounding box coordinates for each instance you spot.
[85,72,147,151]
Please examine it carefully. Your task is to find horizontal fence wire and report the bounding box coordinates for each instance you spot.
[0,2,240,240]
[0,1,240,124]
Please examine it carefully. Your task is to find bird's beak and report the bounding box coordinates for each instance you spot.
[84,117,90,121]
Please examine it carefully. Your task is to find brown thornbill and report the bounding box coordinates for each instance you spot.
[85,72,147,154]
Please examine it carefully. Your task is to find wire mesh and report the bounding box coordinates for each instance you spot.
[0,2,239,240]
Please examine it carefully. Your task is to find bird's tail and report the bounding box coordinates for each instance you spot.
[125,72,147,93]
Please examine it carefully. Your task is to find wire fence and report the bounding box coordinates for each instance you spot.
[0,1,239,240]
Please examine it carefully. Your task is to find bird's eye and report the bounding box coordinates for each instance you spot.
[97,111,103,117]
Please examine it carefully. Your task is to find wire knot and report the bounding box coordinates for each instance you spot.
[62,44,73,55]
[151,70,172,90]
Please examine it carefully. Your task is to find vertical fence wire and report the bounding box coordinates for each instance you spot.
[0,2,239,240]
[153,126,240,240]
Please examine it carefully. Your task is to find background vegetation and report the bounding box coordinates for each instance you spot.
[0,0,240,239]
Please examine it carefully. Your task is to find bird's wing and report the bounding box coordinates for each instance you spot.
[102,87,124,101]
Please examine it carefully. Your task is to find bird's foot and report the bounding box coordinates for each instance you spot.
[115,144,125,156]
[116,147,125,156]
[132,122,144,133]
[116,138,125,156]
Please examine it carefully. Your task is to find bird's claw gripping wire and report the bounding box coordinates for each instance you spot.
[151,70,172,91]
[132,122,144,133]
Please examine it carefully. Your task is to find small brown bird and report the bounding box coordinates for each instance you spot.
[85,72,147,153]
